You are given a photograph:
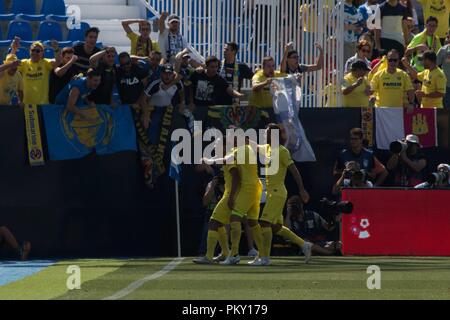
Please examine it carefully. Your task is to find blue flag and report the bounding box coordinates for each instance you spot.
[169,144,181,183]
[169,157,181,183]
[41,105,137,161]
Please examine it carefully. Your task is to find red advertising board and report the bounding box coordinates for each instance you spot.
[341,189,450,256]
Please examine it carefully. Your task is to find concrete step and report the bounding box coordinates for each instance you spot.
[65,0,126,5]
[64,0,147,53]
[73,5,141,20]
[85,19,158,46]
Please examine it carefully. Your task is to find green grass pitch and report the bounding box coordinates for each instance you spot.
[1,256,449,300]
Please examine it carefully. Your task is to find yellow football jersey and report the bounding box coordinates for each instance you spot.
[417,67,447,108]
[265,144,293,193]
[15,56,54,105]
[371,68,413,107]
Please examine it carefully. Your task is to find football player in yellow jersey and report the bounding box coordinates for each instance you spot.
[193,139,241,265]
[256,124,313,265]
[221,136,265,265]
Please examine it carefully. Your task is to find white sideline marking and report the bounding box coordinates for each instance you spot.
[103,257,185,300]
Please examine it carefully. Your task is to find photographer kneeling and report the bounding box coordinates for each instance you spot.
[285,196,342,256]
[387,134,427,187]
[332,161,373,197]
[415,164,450,189]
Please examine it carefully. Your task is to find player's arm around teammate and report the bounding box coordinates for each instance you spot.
[193,156,241,264]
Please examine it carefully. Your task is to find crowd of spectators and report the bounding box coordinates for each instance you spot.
[0,2,447,113]
[0,4,447,191]
[341,0,449,109]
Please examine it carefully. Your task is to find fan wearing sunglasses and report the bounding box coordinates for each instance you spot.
[344,40,373,73]
[7,37,62,105]
[370,49,415,110]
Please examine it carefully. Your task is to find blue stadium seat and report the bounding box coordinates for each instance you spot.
[0,39,35,48]
[6,21,33,40]
[12,0,45,21]
[0,40,11,48]
[0,1,15,21]
[67,22,90,42]
[41,0,70,22]
[43,40,73,48]
[37,21,63,41]
[41,0,66,15]
[44,47,54,59]
[6,47,30,59]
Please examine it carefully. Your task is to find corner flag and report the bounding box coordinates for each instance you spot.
[169,155,182,183]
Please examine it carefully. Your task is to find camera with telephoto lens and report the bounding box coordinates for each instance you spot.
[426,171,449,186]
[351,169,367,183]
[319,198,353,215]
[343,169,354,179]
[319,198,353,226]
[390,139,408,154]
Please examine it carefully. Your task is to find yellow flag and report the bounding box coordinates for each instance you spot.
[368,56,387,82]
[24,104,45,166]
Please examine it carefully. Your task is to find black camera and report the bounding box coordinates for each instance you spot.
[319,197,353,215]
[343,169,354,179]
[351,169,367,183]
[426,171,449,185]
[389,140,408,154]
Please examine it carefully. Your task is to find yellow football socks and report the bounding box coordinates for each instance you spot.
[277,226,305,248]
[206,230,219,260]
[249,224,265,257]
[261,227,273,257]
[230,221,242,256]
[217,226,230,257]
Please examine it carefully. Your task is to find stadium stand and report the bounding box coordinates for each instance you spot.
[0,1,14,21]
[66,0,145,53]
[12,0,46,21]
[6,20,33,40]
[41,0,67,16]
[66,21,90,42]
[37,21,63,41]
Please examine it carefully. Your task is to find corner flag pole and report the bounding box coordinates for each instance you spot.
[175,180,181,258]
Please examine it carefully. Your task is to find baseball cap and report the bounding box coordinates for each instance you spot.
[405,134,421,146]
[168,14,180,23]
[370,58,381,70]
[351,60,370,71]
[162,63,174,73]
[181,52,191,59]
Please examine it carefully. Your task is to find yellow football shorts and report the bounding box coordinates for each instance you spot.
[260,189,287,225]
[210,194,232,225]
[232,187,262,221]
